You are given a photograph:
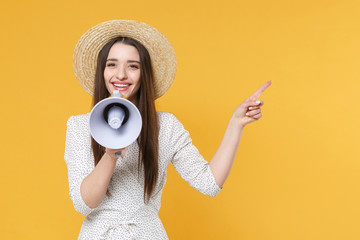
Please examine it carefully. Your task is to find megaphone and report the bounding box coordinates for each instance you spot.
[89,90,142,149]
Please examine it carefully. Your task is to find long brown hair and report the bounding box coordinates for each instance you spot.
[91,37,159,202]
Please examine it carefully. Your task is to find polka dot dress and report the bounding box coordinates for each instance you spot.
[64,112,221,239]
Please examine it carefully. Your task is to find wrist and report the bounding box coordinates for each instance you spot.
[230,115,245,131]
[105,151,118,161]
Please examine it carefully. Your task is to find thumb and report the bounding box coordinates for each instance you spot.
[240,116,258,126]
[240,100,262,110]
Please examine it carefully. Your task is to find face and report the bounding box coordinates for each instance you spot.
[104,43,141,99]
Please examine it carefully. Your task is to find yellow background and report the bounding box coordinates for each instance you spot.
[1,0,359,239]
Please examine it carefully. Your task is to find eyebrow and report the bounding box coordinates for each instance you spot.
[106,58,140,64]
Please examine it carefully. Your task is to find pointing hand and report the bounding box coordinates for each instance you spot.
[233,81,272,128]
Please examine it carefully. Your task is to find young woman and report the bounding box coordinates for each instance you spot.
[65,20,271,239]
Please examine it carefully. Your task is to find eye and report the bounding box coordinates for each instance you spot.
[106,63,116,67]
[129,64,140,69]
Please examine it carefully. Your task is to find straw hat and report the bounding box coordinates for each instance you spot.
[73,20,177,99]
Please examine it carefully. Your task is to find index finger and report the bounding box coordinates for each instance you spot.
[250,80,272,99]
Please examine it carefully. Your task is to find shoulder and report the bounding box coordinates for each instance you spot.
[66,113,91,135]
[157,111,187,137]
[157,111,182,126]
[157,111,174,122]
[67,113,90,126]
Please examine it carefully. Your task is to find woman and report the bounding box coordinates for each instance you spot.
[65,20,271,239]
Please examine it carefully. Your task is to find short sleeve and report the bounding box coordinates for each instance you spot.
[64,116,95,216]
[168,114,221,197]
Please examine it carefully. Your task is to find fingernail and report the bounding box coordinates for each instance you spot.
[249,107,253,110]
[246,112,250,116]
[256,100,261,104]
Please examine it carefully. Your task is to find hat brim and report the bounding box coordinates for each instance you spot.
[73,20,177,99]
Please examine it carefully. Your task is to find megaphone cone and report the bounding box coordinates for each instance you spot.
[89,90,142,149]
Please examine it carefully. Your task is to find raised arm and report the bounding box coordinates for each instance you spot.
[209,81,272,188]
[80,149,119,209]
[64,115,124,214]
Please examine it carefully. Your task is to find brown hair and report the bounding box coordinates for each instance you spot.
[91,37,159,202]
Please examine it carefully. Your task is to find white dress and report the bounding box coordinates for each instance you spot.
[64,112,221,239]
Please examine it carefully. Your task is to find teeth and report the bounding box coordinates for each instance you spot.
[113,83,129,87]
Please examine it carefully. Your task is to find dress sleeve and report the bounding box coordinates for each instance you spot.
[169,114,221,197]
[64,116,95,216]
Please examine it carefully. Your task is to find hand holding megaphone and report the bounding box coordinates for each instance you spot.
[105,147,127,160]
[89,90,142,150]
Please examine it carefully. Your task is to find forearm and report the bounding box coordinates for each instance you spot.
[209,116,244,188]
[80,153,117,209]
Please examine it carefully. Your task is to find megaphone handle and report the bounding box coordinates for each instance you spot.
[115,151,122,158]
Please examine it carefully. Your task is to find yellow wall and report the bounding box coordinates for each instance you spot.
[1,0,359,239]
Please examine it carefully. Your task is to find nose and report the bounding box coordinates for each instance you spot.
[115,66,128,80]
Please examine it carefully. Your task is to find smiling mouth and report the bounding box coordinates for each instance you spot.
[113,83,130,87]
